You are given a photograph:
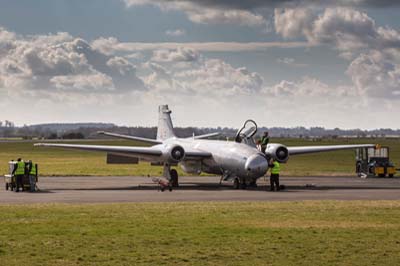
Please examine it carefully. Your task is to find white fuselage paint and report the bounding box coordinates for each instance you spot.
[158,138,269,181]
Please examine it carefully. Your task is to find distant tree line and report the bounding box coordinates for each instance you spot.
[0,120,15,128]
[0,121,399,139]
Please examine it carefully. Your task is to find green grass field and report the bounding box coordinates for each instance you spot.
[0,138,399,176]
[0,201,399,266]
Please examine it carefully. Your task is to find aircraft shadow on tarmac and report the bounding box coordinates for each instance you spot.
[11,190,55,194]
[48,183,234,191]
[44,183,400,192]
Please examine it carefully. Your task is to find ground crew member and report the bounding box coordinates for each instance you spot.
[28,160,37,192]
[260,131,269,154]
[12,158,25,192]
[269,158,280,191]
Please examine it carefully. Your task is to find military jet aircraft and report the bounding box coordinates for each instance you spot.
[35,105,375,189]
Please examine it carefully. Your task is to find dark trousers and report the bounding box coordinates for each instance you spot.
[15,175,24,191]
[261,145,266,154]
[270,174,280,191]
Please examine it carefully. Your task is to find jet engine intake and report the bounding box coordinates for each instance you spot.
[163,145,186,162]
[265,144,289,163]
[171,145,185,161]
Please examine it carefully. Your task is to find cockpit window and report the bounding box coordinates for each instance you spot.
[235,120,258,145]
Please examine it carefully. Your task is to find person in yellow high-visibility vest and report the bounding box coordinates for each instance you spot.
[28,160,37,192]
[260,131,269,154]
[12,158,25,192]
[268,158,280,191]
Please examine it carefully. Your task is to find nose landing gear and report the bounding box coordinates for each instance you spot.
[233,177,247,190]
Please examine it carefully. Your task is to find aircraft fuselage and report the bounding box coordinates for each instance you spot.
[163,138,269,180]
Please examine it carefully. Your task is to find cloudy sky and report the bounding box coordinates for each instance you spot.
[0,0,399,129]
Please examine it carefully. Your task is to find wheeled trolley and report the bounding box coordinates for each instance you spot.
[355,146,396,178]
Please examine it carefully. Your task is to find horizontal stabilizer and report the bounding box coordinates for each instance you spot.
[189,132,221,140]
[98,131,162,145]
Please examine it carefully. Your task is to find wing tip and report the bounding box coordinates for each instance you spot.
[34,143,45,147]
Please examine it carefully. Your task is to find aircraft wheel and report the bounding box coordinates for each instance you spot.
[378,174,385,178]
[170,169,179,187]
[249,180,257,187]
[389,174,394,178]
[368,167,374,174]
[233,178,240,189]
[5,183,9,191]
[240,181,247,190]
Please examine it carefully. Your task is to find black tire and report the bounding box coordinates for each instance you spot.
[170,169,179,187]
[240,181,247,190]
[378,174,385,178]
[233,178,240,189]
[368,167,374,175]
[249,180,257,187]
[389,174,394,178]
[5,183,9,191]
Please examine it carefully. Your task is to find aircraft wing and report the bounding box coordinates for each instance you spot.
[97,131,162,145]
[288,144,376,155]
[34,143,162,160]
[34,143,212,161]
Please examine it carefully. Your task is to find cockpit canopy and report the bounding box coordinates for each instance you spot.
[235,119,258,146]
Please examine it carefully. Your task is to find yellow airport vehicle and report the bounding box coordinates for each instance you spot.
[355,146,396,178]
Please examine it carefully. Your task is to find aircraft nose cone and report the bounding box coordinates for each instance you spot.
[245,154,268,176]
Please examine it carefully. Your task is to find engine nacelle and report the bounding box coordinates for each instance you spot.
[162,145,186,163]
[265,144,289,163]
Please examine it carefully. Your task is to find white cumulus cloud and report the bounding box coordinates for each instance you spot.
[151,47,200,62]
[0,28,145,96]
[124,0,267,28]
[347,49,400,98]
[274,7,400,52]
[165,29,186,37]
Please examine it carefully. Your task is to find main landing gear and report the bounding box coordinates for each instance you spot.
[233,177,247,190]
[170,169,179,188]
[163,164,179,188]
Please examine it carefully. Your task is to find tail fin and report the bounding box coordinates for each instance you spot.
[157,105,176,140]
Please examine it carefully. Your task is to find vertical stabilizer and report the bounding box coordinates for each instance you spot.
[157,105,176,140]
